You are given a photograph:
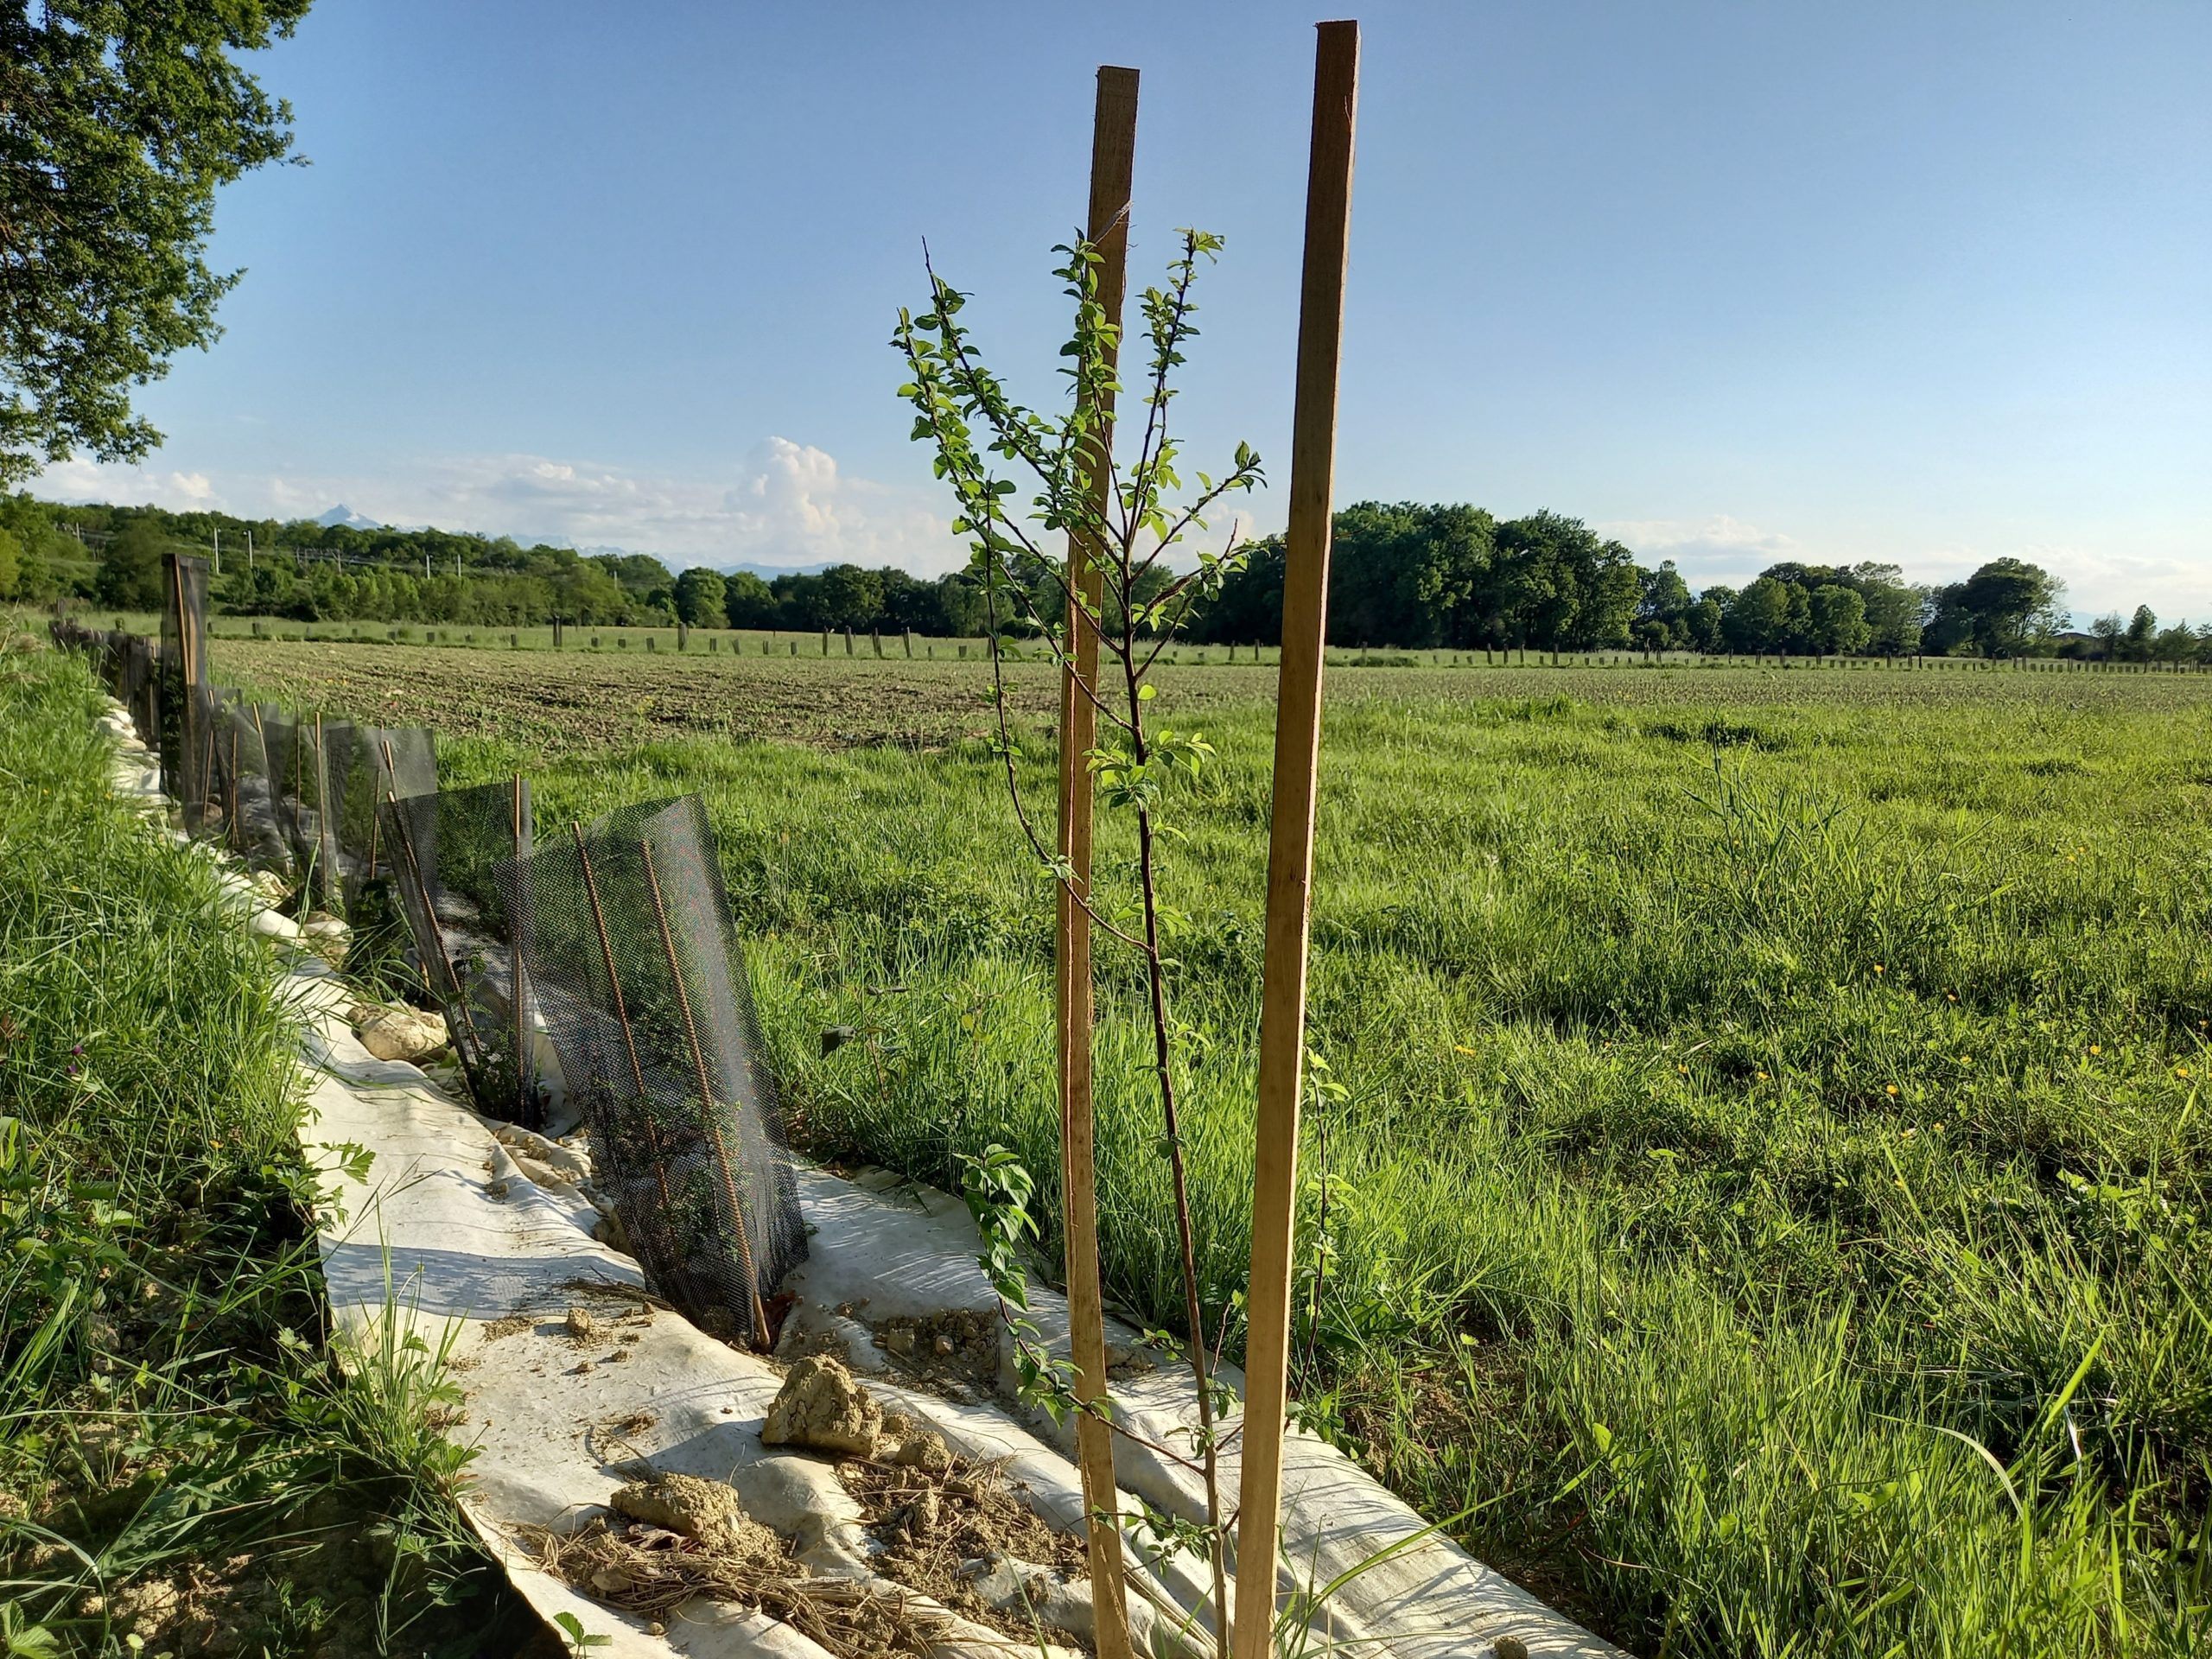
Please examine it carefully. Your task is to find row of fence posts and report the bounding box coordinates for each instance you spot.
[52,563,802,1353]
[182,609,2212,673]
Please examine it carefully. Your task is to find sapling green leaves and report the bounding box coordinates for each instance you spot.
[900,230,1262,1650]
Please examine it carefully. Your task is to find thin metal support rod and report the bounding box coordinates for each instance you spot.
[226,727,242,853]
[569,823,673,1207]
[1234,22,1360,1659]
[511,773,531,1123]
[312,714,328,904]
[638,836,772,1348]
[571,823,652,1099]
[372,734,401,880]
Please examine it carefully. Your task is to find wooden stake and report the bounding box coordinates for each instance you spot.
[1233,22,1358,1657]
[639,836,772,1349]
[1058,62,1140,1659]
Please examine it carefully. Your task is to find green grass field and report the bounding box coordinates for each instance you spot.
[153,638,2212,1650]
[0,643,545,1658]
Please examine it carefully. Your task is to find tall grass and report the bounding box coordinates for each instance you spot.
[371,662,2212,1653]
[0,643,537,1657]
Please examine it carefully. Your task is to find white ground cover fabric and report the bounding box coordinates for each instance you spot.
[92,696,1620,1659]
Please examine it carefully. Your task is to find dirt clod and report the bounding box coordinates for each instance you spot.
[891,1430,953,1475]
[564,1306,598,1341]
[761,1354,881,1456]
[609,1473,779,1559]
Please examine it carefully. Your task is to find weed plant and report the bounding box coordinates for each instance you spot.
[0,643,538,1657]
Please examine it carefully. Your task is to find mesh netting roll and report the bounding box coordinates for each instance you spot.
[497,795,804,1346]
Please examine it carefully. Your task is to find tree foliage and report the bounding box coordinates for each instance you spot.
[0,0,311,485]
[671,565,725,627]
[16,487,2198,664]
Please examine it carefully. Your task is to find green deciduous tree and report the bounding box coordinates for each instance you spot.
[1637,559,1694,648]
[0,1,312,485]
[92,518,166,608]
[551,562,628,625]
[1852,563,1924,655]
[1933,558,2069,657]
[1808,584,1871,655]
[2125,605,2158,660]
[1723,575,1793,652]
[721,569,775,628]
[1489,511,1638,650]
[815,563,885,631]
[672,566,726,628]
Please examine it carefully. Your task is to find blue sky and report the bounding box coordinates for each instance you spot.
[40,1,2212,617]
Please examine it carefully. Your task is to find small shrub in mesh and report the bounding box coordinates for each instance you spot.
[378,780,542,1126]
[498,795,804,1347]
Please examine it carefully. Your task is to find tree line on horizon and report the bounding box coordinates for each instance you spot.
[4,491,2205,664]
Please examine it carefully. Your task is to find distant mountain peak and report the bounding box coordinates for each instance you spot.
[316,504,383,530]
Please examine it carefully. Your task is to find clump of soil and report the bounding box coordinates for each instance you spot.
[839,1442,1088,1647]
[609,1473,779,1559]
[870,1308,998,1398]
[524,1515,953,1659]
[762,1354,882,1456]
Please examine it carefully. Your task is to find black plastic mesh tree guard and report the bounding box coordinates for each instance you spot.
[498,795,804,1348]
[342,727,437,874]
[378,779,542,1126]
[269,713,350,911]
[214,701,302,875]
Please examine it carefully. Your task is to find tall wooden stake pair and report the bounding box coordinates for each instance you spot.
[1056,26,1357,1659]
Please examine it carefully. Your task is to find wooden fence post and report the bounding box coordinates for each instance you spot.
[1234,22,1357,1658]
[1058,63,1141,1659]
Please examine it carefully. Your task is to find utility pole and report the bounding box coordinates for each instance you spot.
[212,527,220,575]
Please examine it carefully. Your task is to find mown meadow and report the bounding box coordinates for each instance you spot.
[232,641,2212,1655]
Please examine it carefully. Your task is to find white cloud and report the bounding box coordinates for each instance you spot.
[35,438,969,575]
[1595,513,2212,619]
[1597,514,1801,584]
[39,456,226,512]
